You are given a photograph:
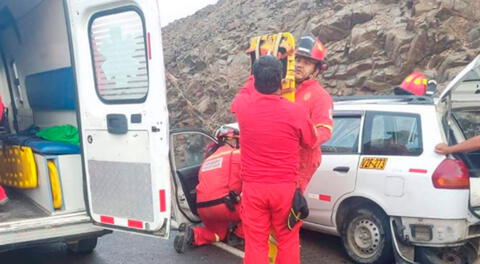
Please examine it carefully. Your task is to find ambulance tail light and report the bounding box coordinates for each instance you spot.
[432,159,469,189]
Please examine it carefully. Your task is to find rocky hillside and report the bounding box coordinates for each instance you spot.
[162,0,480,131]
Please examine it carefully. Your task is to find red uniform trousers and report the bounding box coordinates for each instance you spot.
[192,203,242,246]
[242,182,300,264]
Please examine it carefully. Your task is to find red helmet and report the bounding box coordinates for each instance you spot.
[215,126,239,142]
[296,35,327,62]
[395,72,428,96]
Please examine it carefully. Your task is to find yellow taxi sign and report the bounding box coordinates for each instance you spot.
[360,157,388,170]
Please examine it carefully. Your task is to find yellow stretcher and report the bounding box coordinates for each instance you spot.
[247,32,297,263]
[0,145,63,210]
[247,32,296,102]
[0,145,38,188]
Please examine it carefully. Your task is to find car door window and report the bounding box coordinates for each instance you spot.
[172,132,215,169]
[363,112,423,156]
[322,116,361,154]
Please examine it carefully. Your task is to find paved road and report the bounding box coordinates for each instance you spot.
[1,229,352,264]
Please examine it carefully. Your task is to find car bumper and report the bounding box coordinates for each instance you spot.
[395,216,480,246]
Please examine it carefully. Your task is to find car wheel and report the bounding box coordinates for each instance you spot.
[67,237,98,254]
[341,205,393,264]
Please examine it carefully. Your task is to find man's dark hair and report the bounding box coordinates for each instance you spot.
[253,56,283,94]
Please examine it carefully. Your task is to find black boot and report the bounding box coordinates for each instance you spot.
[225,223,244,247]
[174,223,194,253]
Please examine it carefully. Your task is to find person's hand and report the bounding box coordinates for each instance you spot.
[435,143,450,155]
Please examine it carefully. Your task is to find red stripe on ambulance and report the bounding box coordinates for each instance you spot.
[128,220,143,229]
[159,189,166,212]
[100,215,114,224]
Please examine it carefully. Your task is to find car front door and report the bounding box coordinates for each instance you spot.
[169,129,216,225]
[305,111,363,226]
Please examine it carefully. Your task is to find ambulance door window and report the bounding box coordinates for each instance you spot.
[89,8,148,104]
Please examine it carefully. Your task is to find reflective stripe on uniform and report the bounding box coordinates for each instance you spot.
[315,123,333,131]
[207,149,240,160]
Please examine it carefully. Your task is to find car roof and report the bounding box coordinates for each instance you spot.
[333,95,434,105]
[333,95,435,113]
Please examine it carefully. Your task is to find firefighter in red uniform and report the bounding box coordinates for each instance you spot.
[294,35,333,192]
[240,35,333,192]
[0,95,7,205]
[174,127,242,253]
[231,56,317,264]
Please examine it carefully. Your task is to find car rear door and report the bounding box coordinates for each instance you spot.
[64,0,171,237]
[305,111,363,226]
[437,55,480,217]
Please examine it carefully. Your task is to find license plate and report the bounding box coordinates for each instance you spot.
[360,157,388,170]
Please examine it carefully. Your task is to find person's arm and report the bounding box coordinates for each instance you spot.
[297,107,318,150]
[231,76,255,114]
[435,135,480,154]
[310,90,333,147]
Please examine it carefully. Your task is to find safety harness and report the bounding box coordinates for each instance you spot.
[196,191,240,212]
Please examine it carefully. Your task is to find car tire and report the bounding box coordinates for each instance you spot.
[341,205,393,264]
[67,237,98,254]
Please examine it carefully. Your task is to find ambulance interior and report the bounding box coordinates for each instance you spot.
[0,0,85,226]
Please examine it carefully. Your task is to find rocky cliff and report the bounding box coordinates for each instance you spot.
[162,0,480,131]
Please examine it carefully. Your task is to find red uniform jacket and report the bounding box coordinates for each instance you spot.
[231,81,317,184]
[196,145,241,203]
[295,79,333,191]
[235,77,332,190]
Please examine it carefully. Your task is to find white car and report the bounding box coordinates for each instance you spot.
[169,56,480,264]
[302,55,480,264]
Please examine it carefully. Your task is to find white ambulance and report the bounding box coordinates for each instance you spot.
[0,0,175,253]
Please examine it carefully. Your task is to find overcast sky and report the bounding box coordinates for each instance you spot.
[159,0,219,27]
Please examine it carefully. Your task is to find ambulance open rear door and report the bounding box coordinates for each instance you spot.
[64,0,171,237]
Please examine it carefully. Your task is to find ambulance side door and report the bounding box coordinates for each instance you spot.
[65,0,171,237]
[305,111,364,226]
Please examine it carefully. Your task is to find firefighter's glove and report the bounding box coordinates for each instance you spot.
[287,188,309,230]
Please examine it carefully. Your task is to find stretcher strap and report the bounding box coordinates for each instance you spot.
[47,160,63,209]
